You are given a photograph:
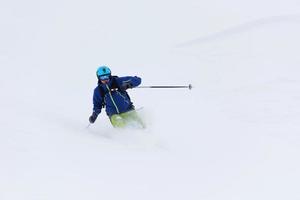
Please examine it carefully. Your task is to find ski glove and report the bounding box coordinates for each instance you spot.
[120,82,133,91]
[89,113,98,123]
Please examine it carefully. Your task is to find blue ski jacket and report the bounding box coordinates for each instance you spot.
[92,76,141,117]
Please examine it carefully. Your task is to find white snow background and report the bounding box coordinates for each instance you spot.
[1,0,300,199]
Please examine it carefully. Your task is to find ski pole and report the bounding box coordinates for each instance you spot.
[86,123,91,129]
[137,84,192,90]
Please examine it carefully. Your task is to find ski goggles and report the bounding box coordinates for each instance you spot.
[99,75,110,81]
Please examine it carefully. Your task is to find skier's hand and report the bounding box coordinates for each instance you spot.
[120,82,133,91]
[89,113,98,123]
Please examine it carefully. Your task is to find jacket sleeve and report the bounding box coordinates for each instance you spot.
[93,87,103,115]
[116,76,142,88]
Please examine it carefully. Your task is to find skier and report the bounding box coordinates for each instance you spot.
[89,66,144,128]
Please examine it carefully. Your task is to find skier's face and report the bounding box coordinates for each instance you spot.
[101,79,109,84]
[99,75,110,84]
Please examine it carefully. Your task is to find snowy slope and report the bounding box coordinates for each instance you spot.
[1,0,300,199]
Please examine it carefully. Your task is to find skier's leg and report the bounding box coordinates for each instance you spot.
[121,110,145,128]
[109,114,126,128]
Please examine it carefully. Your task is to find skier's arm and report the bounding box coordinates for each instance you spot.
[93,88,103,115]
[117,76,142,90]
[89,88,103,123]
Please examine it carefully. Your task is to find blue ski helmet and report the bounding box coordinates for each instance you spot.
[96,66,111,80]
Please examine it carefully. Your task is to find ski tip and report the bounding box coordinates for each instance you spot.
[188,84,193,90]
